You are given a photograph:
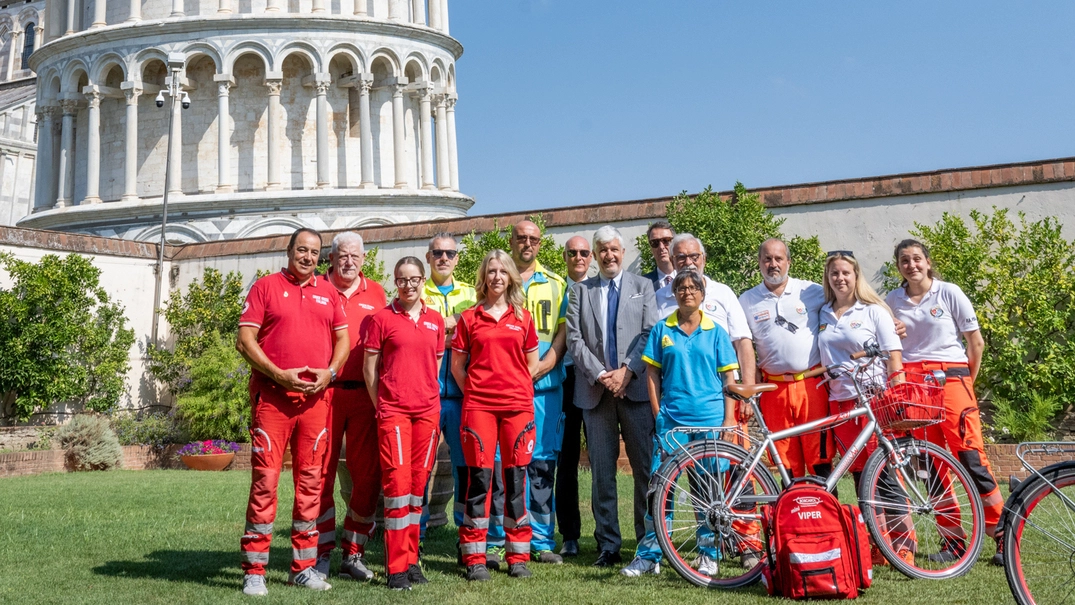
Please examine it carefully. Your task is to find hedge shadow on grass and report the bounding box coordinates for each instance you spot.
[91,547,296,588]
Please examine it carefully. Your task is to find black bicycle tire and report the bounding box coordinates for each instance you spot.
[1002,461,1075,605]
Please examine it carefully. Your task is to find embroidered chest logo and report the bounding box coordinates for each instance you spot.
[849,321,863,329]
[311,294,330,306]
[795,304,807,315]
[661,335,674,348]
[358,303,375,310]
[753,310,771,322]
[423,321,439,332]
[505,324,523,332]
[705,302,718,313]
[930,306,945,319]
[283,291,289,298]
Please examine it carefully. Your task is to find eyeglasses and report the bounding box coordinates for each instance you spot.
[335,254,363,263]
[674,253,702,264]
[649,237,673,249]
[827,250,855,258]
[566,249,591,258]
[394,277,424,288]
[515,235,541,245]
[674,285,700,295]
[430,249,458,259]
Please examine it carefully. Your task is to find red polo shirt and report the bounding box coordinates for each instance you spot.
[363,300,445,417]
[239,269,348,394]
[452,305,539,411]
[329,271,387,382]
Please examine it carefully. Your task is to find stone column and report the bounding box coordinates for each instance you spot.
[32,107,55,211]
[428,0,440,29]
[121,85,140,201]
[357,76,374,188]
[214,75,233,192]
[315,79,330,188]
[353,0,366,16]
[92,0,107,28]
[434,94,449,190]
[170,0,184,18]
[265,0,282,13]
[217,0,229,13]
[167,84,182,195]
[416,85,434,189]
[65,0,77,35]
[387,0,402,20]
[440,0,449,33]
[311,0,324,13]
[412,0,425,25]
[127,0,141,21]
[33,24,42,51]
[56,99,77,207]
[265,78,281,190]
[446,93,458,191]
[7,31,20,80]
[82,89,102,203]
[391,82,407,188]
[20,105,31,141]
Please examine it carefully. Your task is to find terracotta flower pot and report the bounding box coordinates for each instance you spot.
[181,453,235,471]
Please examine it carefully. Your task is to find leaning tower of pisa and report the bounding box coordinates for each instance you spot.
[18,0,470,241]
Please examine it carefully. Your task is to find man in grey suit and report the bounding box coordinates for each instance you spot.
[566,225,658,568]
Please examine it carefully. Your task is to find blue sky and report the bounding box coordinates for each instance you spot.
[450,0,1075,215]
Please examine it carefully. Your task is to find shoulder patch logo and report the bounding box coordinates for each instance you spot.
[661,334,674,348]
[819,323,828,332]
[242,301,249,314]
[930,306,945,318]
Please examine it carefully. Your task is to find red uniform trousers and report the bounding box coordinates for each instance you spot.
[378,412,440,575]
[459,408,535,567]
[760,374,833,478]
[906,361,1004,540]
[316,385,381,559]
[240,383,330,575]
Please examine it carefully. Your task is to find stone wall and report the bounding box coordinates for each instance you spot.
[0,444,253,477]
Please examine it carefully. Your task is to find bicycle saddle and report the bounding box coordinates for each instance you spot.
[725,383,777,400]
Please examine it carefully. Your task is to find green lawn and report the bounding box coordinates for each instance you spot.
[0,469,1013,604]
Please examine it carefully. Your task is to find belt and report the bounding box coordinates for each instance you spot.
[913,361,971,378]
[944,367,971,378]
[764,367,821,383]
[331,380,365,390]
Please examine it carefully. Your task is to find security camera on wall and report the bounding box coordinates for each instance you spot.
[155,90,164,108]
[181,91,190,110]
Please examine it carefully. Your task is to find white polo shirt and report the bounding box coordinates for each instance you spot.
[739,278,825,375]
[817,301,902,401]
[885,279,979,364]
[655,275,752,341]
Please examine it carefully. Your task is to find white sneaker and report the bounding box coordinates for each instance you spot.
[339,553,374,581]
[288,566,332,591]
[741,550,762,570]
[242,573,268,596]
[620,556,660,577]
[694,554,718,576]
[313,553,331,579]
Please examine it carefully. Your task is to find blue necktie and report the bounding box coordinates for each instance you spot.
[606,279,620,370]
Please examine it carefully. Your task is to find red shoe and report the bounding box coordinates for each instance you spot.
[898,549,915,566]
[870,546,888,567]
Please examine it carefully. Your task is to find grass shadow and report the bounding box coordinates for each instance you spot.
[91,547,295,589]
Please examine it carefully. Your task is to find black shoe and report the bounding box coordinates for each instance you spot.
[560,539,580,557]
[485,547,504,571]
[386,571,412,591]
[407,564,428,585]
[991,540,1004,567]
[593,550,622,567]
[508,562,533,578]
[456,543,464,567]
[466,564,492,582]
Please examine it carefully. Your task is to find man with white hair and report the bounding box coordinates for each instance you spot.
[738,238,831,479]
[314,231,387,582]
[654,233,756,385]
[566,225,657,569]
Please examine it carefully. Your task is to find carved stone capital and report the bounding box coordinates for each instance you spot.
[445,95,457,110]
[59,99,79,115]
[124,87,142,104]
[264,79,282,95]
[85,91,101,109]
[315,81,330,95]
[217,81,232,96]
[358,78,373,94]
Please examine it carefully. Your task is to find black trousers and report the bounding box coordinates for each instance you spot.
[555,365,584,542]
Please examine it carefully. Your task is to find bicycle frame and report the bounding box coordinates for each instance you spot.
[1015,442,1075,515]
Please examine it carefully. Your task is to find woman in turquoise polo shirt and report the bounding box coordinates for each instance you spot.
[621,270,744,578]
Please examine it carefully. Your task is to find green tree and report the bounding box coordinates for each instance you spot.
[0,253,135,421]
[635,183,825,295]
[456,214,566,286]
[173,333,251,443]
[880,208,1075,441]
[147,267,245,395]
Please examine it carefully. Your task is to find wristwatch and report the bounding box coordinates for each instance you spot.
[330,368,337,382]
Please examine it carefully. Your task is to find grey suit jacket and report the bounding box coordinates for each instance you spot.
[566,271,657,409]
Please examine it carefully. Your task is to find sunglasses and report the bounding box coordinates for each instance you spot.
[649,237,673,248]
[827,250,855,258]
[566,249,591,258]
[430,249,458,259]
[515,235,541,245]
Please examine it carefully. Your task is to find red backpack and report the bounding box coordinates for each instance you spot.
[761,478,872,600]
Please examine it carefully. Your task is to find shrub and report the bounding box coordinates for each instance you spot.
[110,411,186,450]
[634,183,826,294]
[174,334,251,443]
[28,426,56,451]
[0,253,135,421]
[880,208,1075,441]
[456,214,566,285]
[55,415,123,471]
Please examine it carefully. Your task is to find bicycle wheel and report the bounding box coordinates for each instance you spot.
[1003,461,1075,605]
[859,438,984,579]
[651,439,779,589]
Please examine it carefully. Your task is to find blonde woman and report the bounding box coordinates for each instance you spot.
[451,250,541,581]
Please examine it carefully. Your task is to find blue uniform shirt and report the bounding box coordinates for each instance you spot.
[642,312,740,426]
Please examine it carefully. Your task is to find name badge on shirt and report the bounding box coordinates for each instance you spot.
[753,310,771,322]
